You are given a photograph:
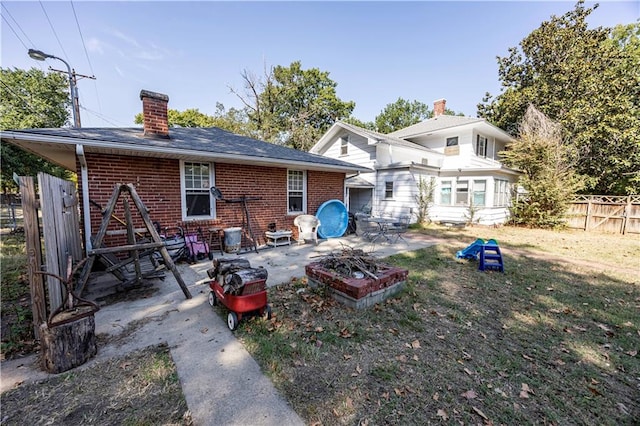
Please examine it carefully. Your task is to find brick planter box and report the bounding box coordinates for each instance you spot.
[305,262,409,309]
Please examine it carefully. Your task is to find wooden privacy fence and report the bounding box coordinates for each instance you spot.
[565,195,640,234]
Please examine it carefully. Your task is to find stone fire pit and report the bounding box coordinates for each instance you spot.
[305,249,408,309]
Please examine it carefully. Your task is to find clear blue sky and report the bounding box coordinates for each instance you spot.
[2,1,637,128]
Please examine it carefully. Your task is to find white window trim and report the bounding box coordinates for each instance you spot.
[340,135,349,156]
[287,169,307,215]
[384,181,394,199]
[476,135,488,158]
[180,160,216,221]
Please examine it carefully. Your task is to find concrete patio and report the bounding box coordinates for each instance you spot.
[1,231,437,425]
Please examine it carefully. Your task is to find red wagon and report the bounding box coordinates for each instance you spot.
[207,277,271,331]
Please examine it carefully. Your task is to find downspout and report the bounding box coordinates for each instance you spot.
[76,144,92,254]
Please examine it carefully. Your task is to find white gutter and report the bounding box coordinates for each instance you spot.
[76,145,92,254]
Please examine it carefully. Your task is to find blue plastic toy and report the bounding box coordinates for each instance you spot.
[457,238,504,272]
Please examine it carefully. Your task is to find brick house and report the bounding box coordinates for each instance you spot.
[2,90,369,252]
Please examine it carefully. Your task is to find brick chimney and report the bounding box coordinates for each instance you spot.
[140,89,169,138]
[433,98,446,117]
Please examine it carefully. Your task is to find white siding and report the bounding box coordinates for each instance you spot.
[324,133,376,169]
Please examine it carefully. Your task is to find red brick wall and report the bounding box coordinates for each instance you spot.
[307,171,344,213]
[78,154,345,246]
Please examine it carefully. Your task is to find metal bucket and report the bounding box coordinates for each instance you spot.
[224,227,242,253]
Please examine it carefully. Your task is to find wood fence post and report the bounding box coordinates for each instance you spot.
[585,196,592,231]
[622,195,631,235]
[19,176,47,340]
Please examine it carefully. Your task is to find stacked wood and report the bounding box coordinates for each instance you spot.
[316,248,382,279]
[223,267,268,295]
[208,258,268,295]
[210,257,251,277]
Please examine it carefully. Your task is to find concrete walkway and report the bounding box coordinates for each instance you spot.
[1,232,436,425]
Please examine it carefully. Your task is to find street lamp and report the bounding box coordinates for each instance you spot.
[28,48,81,128]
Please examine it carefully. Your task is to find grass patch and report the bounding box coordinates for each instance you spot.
[237,226,640,425]
[0,344,192,425]
[1,232,37,358]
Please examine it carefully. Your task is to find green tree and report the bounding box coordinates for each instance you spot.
[502,105,584,228]
[374,98,430,133]
[341,116,376,131]
[134,103,254,136]
[478,1,640,195]
[233,61,355,150]
[0,67,72,192]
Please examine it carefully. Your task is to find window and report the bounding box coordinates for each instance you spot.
[494,179,510,207]
[288,170,306,213]
[455,180,468,205]
[476,135,487,157]
[446,137,459,146]
[182,162,214,218]
[340,136,349,156]
[445,136,460,156]
[440,180,452,205]
[385,181,394,199]
[473,180,486,206]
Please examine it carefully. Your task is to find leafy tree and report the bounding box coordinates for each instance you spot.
[232,61,355,150]
[374,98,430,133]
[134,103,254,136]
[341,116,376,131]
[478,1,640,195]
[502,105,584,228]
[0,67,72,192]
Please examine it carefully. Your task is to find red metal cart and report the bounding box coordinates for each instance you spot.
[207,277,271,330]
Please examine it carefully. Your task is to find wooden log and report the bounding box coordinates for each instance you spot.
[212,258,251,277]
[223,267,268,294]
[40,312,97,374]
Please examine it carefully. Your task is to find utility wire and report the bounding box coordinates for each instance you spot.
[1,3,35,48]
[69,1,95,77]
[79,105,127,127]
[69,0,102,114]
[1,14,28,50]
[39,0,70,62]
[0,80,47,119]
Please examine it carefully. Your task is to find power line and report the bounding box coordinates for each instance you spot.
[1,3,36,48]
[79,105,127,127]
[69,1,95,77]
[0,80,47,119]
[2,4,33,49]
[69,0,102,116]
[39,1,70,62]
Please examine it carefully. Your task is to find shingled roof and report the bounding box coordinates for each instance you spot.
[2,126,371,173]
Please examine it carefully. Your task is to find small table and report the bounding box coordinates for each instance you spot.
[265,230,293,247]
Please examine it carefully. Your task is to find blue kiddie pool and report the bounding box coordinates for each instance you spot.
[315,199,349,239]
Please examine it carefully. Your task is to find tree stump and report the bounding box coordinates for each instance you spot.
[40,310,97,374]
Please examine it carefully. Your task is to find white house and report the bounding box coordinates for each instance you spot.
[310,99,521,225]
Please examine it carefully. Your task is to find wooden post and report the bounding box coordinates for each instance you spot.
[123,198,142,283]
[19,176,47,340]
[622,195,631,235]
[126,184,192,299]
[585,196,592,231]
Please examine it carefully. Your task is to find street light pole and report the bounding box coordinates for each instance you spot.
[28,48,82,128]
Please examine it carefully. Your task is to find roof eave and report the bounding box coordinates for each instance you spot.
[1,131,372,174]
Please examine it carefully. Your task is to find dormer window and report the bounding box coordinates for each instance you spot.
[476,135,487,158]
[340,136,349,156]
[446,137,459,146]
